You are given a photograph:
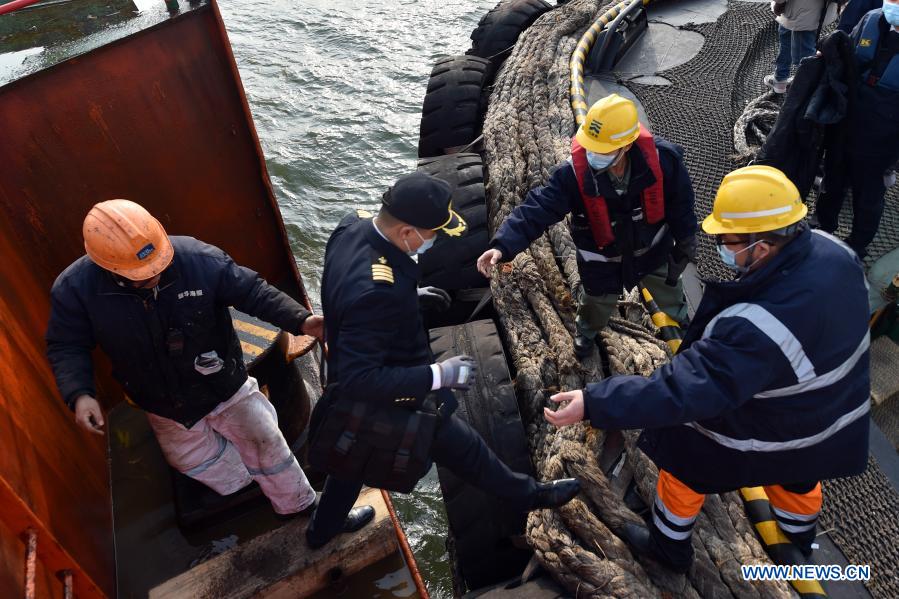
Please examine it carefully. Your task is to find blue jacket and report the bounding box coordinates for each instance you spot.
[490,137,697,295]
[582,228,871,492]
[846,10,899,161]
[45,236,311,426]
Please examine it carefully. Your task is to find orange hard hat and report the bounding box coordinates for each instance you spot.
[83,199,174,281]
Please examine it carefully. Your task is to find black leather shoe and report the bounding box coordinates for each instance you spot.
[343,505,375,533]
[573,333,594,359]
[530,478,580,510]
[274,494,319,521]
[306,505,376,549]
[620,522,691,574]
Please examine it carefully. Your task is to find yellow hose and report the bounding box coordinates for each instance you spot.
[569,0,649,126]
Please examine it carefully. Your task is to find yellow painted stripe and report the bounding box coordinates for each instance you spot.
[666,339,682,353]
[755,520,792,546]
[577,74,584,83]
[651,313,681,329]
[232,318,279,342]
[584,30,596,42]
[740,487,769,502]
[573,101,587,111]
[240,340,264,358]
[792,579,826,595]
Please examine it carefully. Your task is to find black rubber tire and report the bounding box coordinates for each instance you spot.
[418,55,492,158]
[430,320,534,591]
[467,0,552,69]
[416,153,489,295]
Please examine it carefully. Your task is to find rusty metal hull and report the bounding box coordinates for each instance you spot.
[0,2,312,596]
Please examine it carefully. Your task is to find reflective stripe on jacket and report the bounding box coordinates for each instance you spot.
[582,227,870,491]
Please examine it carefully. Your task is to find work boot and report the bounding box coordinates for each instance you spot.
[763,74,789,94]
[529,478,580,510]
[573,332,595,360]
[306,505,375,549]
[620,522,692,574]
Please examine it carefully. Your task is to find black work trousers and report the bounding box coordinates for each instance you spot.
[306,412,536,545]
[817,149,892,258]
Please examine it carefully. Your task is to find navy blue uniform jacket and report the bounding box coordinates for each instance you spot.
[46,236,311,426]
[320,213,433,407]
[490,137,697,295]
[582,228,870,492]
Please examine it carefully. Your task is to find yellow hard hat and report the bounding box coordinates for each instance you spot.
[83,199,174,281]
[575,94,640,154]
[702,166,807,235]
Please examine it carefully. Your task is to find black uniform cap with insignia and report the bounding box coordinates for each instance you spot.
[381,172,467,237]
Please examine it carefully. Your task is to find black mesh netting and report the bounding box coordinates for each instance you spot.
[619,2,899,596]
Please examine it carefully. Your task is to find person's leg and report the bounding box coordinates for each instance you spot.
[649,470,706,571]
[774,25,793,81]
[642,265,688,325]
[306,475,365,546]
[763,482,821,556]
[815,151,848,233]
[145,412,252,495]
[846,154,888,258]
[430,414,536,510]
[575,289,619,338]
[211,378,315,514]
[792,30,817,69]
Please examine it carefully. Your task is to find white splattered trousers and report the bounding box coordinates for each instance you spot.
[145,377,316,515]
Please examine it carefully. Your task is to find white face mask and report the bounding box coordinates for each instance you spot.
[586,149,620,171]
[404,228,436,256]
[717,240,763,274]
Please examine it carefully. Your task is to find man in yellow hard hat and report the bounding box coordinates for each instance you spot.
[46,199,326,519]
[544,166,871,571]
[477,94,698,359]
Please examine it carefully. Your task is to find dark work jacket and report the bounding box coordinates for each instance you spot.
[490,137,697,295]
[757,30,857,199]
[315,212,436,425]
[582,228,870,492]
[846,10,899,163]
[45,236,310,427]
[837,0,880,33]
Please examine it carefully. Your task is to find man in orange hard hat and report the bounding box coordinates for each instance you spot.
[46,199,324,518]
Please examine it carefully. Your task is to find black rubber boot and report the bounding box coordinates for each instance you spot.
[529,478,580,510]
[621,522,693,574]
[306,505,376,549]
[573,333,594,360]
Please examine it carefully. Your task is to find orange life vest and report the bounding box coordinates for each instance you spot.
[570,124,665,249]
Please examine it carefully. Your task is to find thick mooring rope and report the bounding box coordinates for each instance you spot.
[481,1,793,595]
[733,90,782,164]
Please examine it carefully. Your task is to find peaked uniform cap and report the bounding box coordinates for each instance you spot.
[382,171,467,237]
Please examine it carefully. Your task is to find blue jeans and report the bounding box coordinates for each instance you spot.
[775,25,816,80]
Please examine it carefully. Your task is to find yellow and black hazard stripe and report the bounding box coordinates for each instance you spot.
[570,0,644,127]
[740,487,827,598]
[638,285,682,354]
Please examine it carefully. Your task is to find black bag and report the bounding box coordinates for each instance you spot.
[308,384,438,493]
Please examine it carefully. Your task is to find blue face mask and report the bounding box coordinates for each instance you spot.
[405,229,436,256]
[717,240,763,273]
[884,1,899,26]
[586,150,619,171]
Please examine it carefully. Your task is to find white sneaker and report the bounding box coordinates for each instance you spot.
[764,74,789,94]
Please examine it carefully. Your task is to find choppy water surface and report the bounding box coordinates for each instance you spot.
[218,1,496,596]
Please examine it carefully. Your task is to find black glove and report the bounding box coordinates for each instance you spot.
[418,286,451,312]
[666,236,697,286]
[772,1,786,16]
[436,355,478,390]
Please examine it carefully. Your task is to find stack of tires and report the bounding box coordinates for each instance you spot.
[416,0,553,594]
